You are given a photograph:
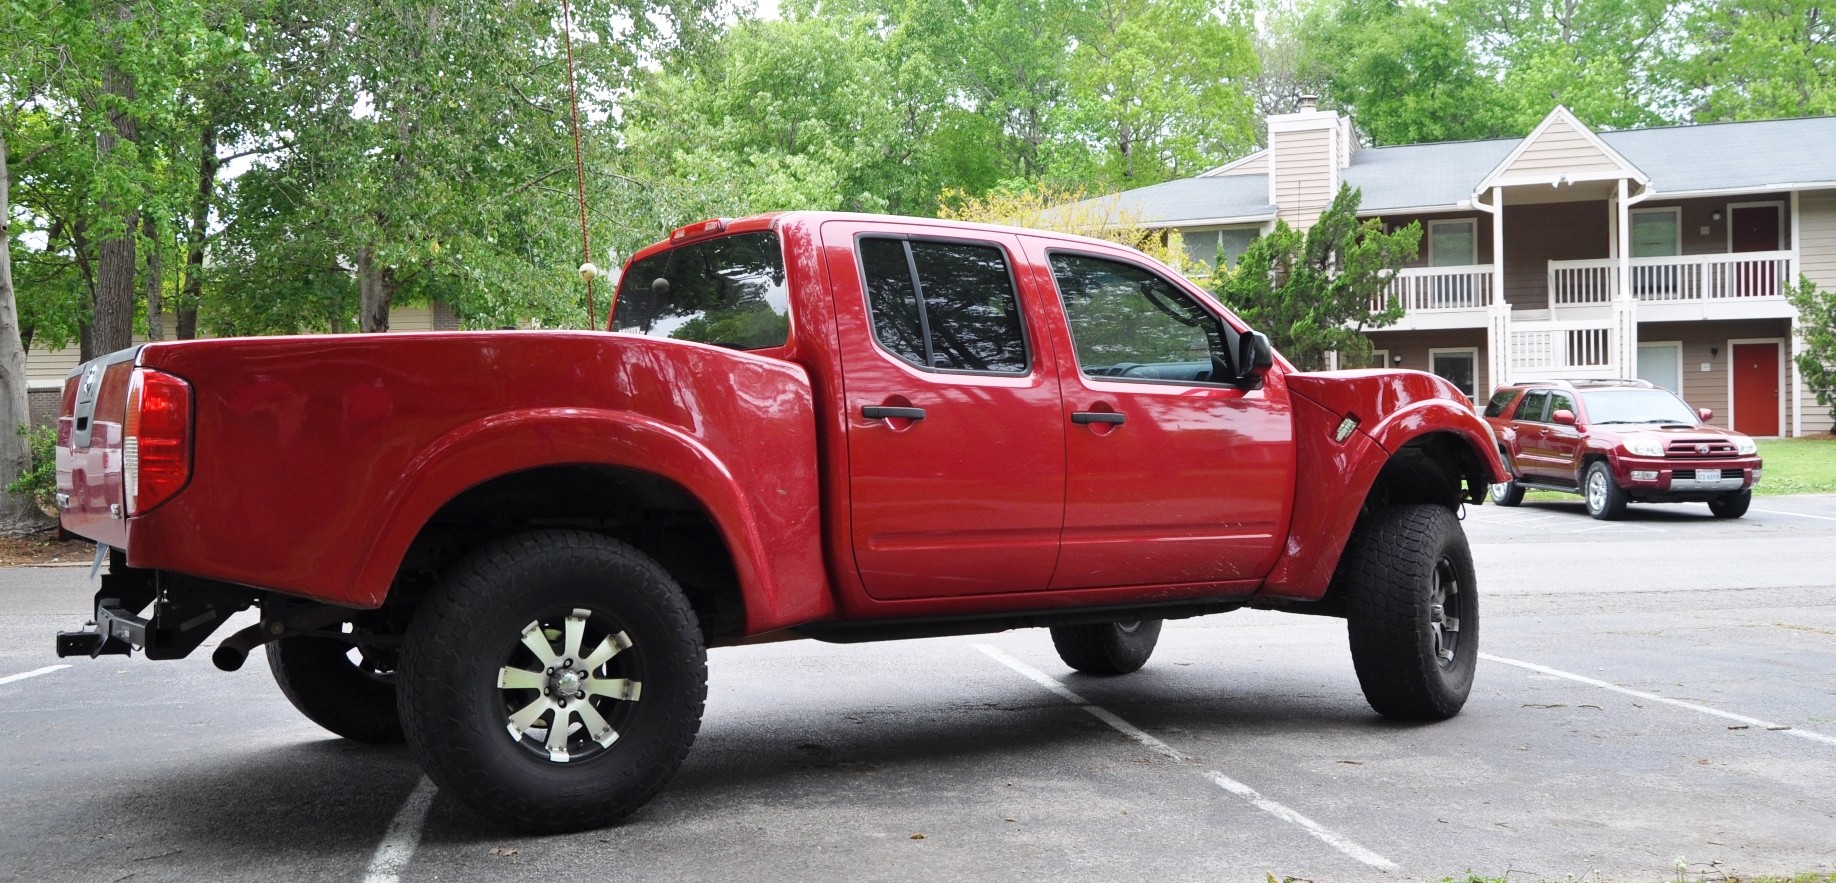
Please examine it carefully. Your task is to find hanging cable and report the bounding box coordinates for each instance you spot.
[560,0,599,328]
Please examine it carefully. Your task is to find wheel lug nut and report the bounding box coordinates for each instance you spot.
[563,658,574,667]
[546,667,554,675]
[575,691,585,700]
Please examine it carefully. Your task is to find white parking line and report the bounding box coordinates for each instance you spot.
[1751,507,1836,522]
[1482,653,1836,748]
[976,644,1398,872]
[0,665,70,686]
[363,776,437,883]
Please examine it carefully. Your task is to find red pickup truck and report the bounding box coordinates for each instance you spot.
[52,212,1504,832]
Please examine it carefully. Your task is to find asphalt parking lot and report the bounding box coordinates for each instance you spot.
[3,495,1834,883]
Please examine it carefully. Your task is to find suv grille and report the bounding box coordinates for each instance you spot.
[1665,440,1738,459]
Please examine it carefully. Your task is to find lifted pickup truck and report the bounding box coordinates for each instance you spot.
[53,212,1504,832]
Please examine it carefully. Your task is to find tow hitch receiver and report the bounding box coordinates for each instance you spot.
[54,568,252,661]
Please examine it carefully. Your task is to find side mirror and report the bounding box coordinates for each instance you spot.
[1236,331,1274,389]
[1698,407,1713,422]
[1552,409,1577,426]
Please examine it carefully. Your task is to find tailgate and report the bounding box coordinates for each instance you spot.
[56,347,142,548]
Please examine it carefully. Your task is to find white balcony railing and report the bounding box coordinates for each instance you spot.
[1548,251,1794,307]
[1373,265,1495,313]
[1507,319,1618,378]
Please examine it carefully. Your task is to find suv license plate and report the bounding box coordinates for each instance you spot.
[1696,469,1721,482]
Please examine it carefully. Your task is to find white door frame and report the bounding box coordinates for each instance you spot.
[1726,336,1787,437]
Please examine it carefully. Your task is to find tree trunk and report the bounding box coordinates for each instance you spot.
[0,132,55,534]
[358,247,391,333]
[93,54,139,356]
[143,215,163,341]
[178,125,215,341]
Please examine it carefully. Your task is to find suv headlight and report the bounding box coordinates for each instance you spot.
[1734,436,1758,455]
[1624,437,1665,457]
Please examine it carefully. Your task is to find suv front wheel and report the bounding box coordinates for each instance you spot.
[1583,461,1628,520]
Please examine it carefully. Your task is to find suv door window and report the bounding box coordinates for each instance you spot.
[1515,390,1550,422]
[858,237,1027,374]
[1483,389,1518,418]
[1548,392,1576,420]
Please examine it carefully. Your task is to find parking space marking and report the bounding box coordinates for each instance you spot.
[0,665,70,686]
[1751,507,1836,522]
[1482,653,1836,748]
[976,644,1399,872]
[363,776,437,883]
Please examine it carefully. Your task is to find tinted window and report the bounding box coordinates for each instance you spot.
[1483,389,1518,418]
[859,238,1028,374]
[1548,393,1576,420]
[613,232,789,349]
[1049,252,1229,383]
[1515,390,1549,422]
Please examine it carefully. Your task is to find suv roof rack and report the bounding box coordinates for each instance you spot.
[1506,378,1654,390]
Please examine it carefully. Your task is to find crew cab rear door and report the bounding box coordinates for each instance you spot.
[824,219,1067,600]
[1025,242,1295,589]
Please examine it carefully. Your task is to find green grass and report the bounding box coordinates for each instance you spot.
[1519,435,1836,501]
[1438,874,1836,883]
[1752,436,1836,496]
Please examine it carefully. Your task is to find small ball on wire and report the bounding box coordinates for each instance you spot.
[578,262,601,282]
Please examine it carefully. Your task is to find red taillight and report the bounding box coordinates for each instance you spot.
[123,368,191,515]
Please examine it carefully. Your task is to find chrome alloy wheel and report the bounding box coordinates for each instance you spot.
[1427,557,1463,668]
[497,608,643,763]
[1585,469,1609,513]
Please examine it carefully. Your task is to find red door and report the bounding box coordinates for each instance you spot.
[1732,342,1780,437]
[1730,205,1782,297]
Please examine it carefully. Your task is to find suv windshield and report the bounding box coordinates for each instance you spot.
[1581,388,1699,425]
[612,231,790,350]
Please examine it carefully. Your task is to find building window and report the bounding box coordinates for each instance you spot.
[1429,347,1479,401]
[1367,348,1390,369]
[1180,228,1259,276]
[1630,208,1680,258]
[1637,342,1682,393]
[1428,219,1477,267]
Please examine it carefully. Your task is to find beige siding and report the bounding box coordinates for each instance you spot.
[1272,128,1334,227]
[1500,118,1626,177]
[1211,152,1267,178]
[1802,189,1836,288]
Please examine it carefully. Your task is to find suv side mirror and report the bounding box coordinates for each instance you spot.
[1698,407,1713,422]
[1235,331,1274,390]
[1551,409,1577,426]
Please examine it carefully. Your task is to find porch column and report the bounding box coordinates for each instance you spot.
[1791,191,1803,436]
[1614,179,1637,380]
[1488,186,1510,389]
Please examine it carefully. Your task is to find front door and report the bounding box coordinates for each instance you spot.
[829,221,1067,600]
[1033,247,1294,590]
[1732,342,1781,437]
[1730,205,1783,297]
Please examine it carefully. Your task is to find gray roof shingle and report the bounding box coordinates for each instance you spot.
[1090,115,1836,225]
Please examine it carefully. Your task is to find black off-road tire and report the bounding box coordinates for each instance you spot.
[1583,460,1628,520]
[1050,620,1163,675]
[397,530,707,833]
[267,629,405,744]
[1709,489,1752,519]
[1339,505,1479,720]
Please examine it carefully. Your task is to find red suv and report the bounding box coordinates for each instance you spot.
[1482,379,1762,520]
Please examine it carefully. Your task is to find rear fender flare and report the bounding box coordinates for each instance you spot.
[345,408,829,631]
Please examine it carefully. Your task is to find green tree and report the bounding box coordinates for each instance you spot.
[1453,0,1679,130]
[1297,0,1512,145]
[1788,275,1836,433]
[1670,0,1836,121]
[1211,185,1419,371]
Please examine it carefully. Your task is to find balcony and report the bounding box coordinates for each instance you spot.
[1548,251,1797,321]
[1505,319,1619,380]
[1374,265,1495,330]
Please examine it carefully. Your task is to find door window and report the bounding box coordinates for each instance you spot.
[858,237,1028,374]
[1548,392,1576,421]
[1047,252,1230,383]
[1515,390,1550,422]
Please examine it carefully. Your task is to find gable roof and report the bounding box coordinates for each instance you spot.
[1477,106,1649,192]
[1086,114,1836,226]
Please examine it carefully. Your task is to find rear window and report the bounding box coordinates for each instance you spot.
[1482,389,1519,418]
[612,232,790,350]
